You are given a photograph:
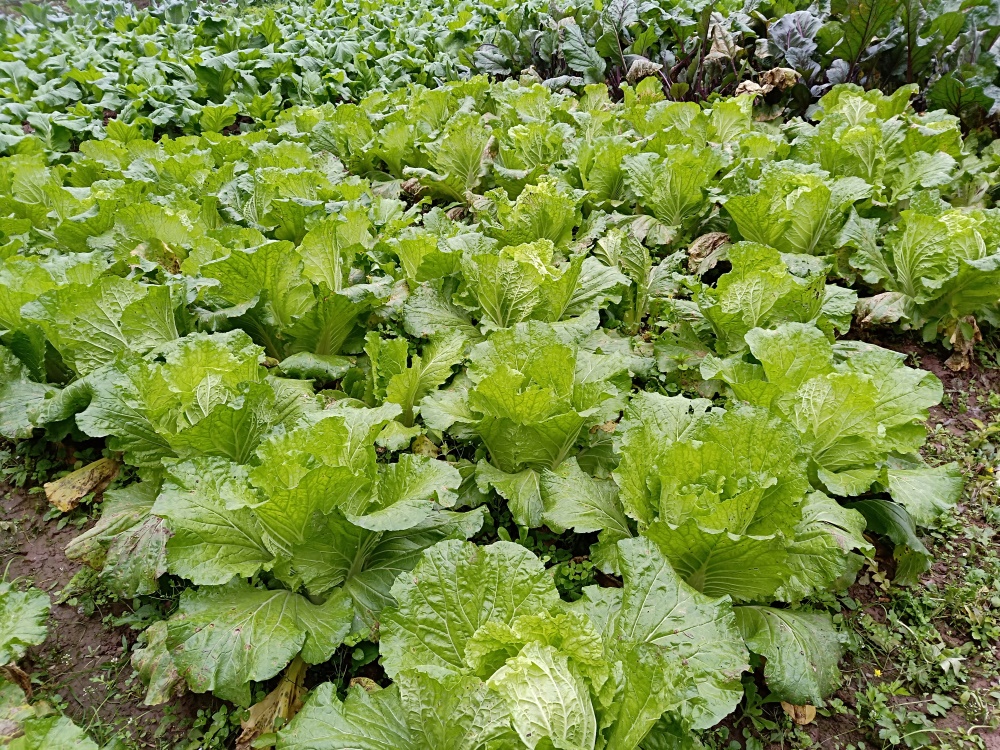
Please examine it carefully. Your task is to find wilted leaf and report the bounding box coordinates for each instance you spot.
[781,701,817,724]
[236,657,308,750]
[44,457,121,513]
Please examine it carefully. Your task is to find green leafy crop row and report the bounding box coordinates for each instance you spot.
[3,0,999,155]
[477,0,1000,129]
[0,0,508,150]
[0,0,996,746]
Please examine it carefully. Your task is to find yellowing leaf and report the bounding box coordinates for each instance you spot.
[236,657,307,750]
[44,457,120,513]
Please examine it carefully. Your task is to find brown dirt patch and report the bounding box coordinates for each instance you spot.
[1,484,208,748]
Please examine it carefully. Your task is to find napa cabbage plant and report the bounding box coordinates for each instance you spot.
[423,321,631,526]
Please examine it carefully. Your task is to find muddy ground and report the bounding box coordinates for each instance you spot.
[1,485,208,748]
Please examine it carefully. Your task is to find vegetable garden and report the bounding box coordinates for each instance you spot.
[1,0,999,747]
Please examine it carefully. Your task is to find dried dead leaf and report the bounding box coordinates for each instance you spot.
[411,435,440,457]
[946,315,981,371]
[44,457,121,513]
[626,57,663,84]
[735,67,800,98]
[0,665,32,698]
[734,80,765,97]
[759,67,799,91]
[781,701,816,725]
[401,177,425,197]
[349,676,381,693]
[235,657,307,750]
[688,232,730,274]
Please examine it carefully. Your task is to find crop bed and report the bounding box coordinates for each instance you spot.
[0,0,999,748]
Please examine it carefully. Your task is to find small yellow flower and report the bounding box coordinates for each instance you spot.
[874,669,882,677]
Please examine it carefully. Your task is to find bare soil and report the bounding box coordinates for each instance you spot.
[1,486,209,748]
